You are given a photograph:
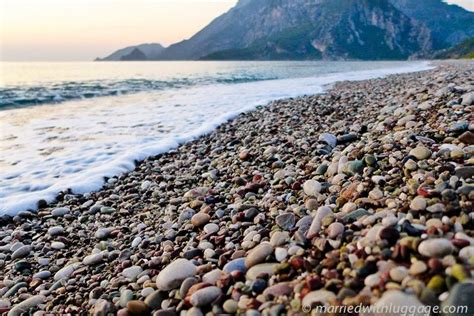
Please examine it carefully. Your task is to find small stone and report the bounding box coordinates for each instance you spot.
[305,199,318,211]
[223,258,247,273]
[306,206,333,238]
[409,261,427,275]
[427,275,445,293]
[458,131,474,145]
[327,222,344,239]
[270,231,289,247]
[378,227,400,246]
[156,258,197,291]
[144,290,165,310]
[451,264,469,281]
[455,167,474,179]
[120,290,134,308]
[83,253,103,266]
[303,180,321,197]
[51,241,65,250]
[223,299,238,313]
[33,270,51,280]
[319,133,337,148]
[51,207,69,217]
[461,91,474,105]
[459,246,474,262]
[203,223,219,234]
[7,295,46,316]
[342,208,369,222]
[245,243,273,268]
[122,266,143,281]
[302,290,336,308]
[346,160,364,175]
[389,266,409,282]
[410,197,427,211]
[368,188,383,200]
[275,213,295,230]
[441,282,474,316]
[47,226,64,236]
[191,213,210,227]
[54,262,80,281]
[418,239,454,258]
[95,227,114,239]
[126,300,149,316]
[11,245,31,260]
[364,273,381,287]
[426,203,445,213]
[275,248,288,262]
[246,263,277,281]
[190,286,222,307]
[371,291,425,316]
[410,146,431,160]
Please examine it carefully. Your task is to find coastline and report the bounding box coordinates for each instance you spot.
[1,61,473,315]
[0,61,433,216]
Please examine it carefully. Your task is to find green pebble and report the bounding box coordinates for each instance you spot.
[427,275,445,293]
[451,264,468,282]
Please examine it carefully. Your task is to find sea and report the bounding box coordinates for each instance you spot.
[0,61,433,215]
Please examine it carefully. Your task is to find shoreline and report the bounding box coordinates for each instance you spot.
[0,61,433,216]
[1,61,473,315]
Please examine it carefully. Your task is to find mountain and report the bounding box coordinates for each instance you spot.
[434,37,474,59]
[389,0,474,48]
[157,0,433,61]
[96,43,165,61]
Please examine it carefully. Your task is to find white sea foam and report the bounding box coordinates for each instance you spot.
[0,61,433,215]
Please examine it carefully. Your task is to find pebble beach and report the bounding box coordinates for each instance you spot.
[1,61,474,315]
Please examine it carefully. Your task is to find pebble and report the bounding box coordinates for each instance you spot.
[11,245,31,260]
[144,290,165,310]
[410,196,427,211]
[191,213,210,227]
[223,258,247,273]
[245,243,273,268]
[246,263,277,281]
[83,253,104,265]
[51,207,70,217]
[371,291,425,316]
[7,295,46,316]
[126,300,149,315]
[302,290,336,308]
[54,262,80,281]
[122,266,143,280]
[410,146,431,160]
[409,261,427,275]
[389,266,409,282]
[441,282,474,316]
[418,239,454,258]
[327,222,344,239]
[47,226,64,236]
[156,258,197,291]
[275,213,295,230]
[303,180,321,197]
[306,206,333,238]
[203,223,219,234]
[190,286,222,307]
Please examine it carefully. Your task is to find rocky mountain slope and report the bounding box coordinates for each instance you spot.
[389,0,474,47]
[434,37,474,59]
[158,0,433,60]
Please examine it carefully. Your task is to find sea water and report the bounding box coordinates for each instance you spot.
[0,61,433,215]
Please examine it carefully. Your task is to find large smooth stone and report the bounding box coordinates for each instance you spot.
[441,281,474,316]
[418,239,454,258]
[303,180,321,197]
[7,295,46,316]
[365,290,426,316]
[54,263,81,281]
[245,243,273,268]
[156,258,197,291]
[189,286,222,307]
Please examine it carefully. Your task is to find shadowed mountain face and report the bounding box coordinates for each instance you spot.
[158,0,433,60]
[389,0,474,48]
[97,43,165,61]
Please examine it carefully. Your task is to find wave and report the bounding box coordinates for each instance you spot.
[0,75,278,109]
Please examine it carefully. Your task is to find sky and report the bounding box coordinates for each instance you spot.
[0,0,473,61]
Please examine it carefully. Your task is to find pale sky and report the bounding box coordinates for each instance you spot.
[0,0,472,61]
